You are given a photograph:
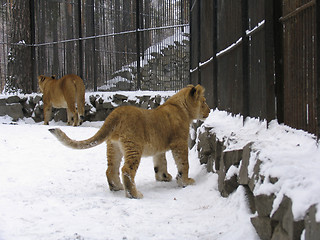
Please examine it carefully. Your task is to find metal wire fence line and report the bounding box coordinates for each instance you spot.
[0,0,190,93]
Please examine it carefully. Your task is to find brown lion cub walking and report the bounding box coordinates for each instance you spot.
[49,85,210,199]
[38,74,85,126]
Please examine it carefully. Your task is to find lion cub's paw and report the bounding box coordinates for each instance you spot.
[155,172,173,182]
[125,189,144,199]
[176,177,195,188]
[109,183,124,191]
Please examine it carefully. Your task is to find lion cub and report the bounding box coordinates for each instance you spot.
[49,85,210,199]
[38,74,85,126]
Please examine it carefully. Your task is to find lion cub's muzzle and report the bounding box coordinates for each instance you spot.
[201,103,210,120]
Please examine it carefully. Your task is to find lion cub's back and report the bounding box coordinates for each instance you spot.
[109,105,172,154]
[59,74,84,89]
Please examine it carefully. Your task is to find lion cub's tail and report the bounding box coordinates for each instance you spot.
[49,116,116,149]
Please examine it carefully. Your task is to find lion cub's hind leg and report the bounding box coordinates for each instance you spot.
[66,104,79,126]
[66,108,73,126]
[121,142,143,199]
[43,104,52,125]
[106,141,124,191]
[153,153,172,182]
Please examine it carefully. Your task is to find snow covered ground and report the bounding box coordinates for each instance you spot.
[1,107,320,240]
[0,115,258,240]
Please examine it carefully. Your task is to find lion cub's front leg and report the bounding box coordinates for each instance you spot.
[171,143,195,187]
[153,153,172,182]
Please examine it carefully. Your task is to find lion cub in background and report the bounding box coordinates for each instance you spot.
[38,74,85,126]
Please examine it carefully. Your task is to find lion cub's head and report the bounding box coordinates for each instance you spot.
[168,84,210,121]
[38,75,56,92]
[187,85,210,120]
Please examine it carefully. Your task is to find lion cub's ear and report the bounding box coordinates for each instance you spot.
[190,84,205,99]
[190,86,197,97]
[38,75,46,82]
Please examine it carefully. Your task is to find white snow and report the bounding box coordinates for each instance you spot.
[1,107,319,239]
[0,114,258,240]
[200,110,320,222]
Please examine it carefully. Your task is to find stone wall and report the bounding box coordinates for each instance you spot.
[0,93,172,123]
[196,127,320,240]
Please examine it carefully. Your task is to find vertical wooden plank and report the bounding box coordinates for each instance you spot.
[29,0,37,92]
[190,0,199,86]
[213,0,218,108]
[200,0,214,108]
[189,0,193,85]
[77,0,83,80]
[91,0,97,91]
[242,0,249,118]
[197,0,201,85]
[316,0,320,138]
[264,0,276,122]
[274,0,284,124]
[136,0,141,90]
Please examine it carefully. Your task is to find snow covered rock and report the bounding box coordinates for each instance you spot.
[195,110,320,240]
[0,91,172,124]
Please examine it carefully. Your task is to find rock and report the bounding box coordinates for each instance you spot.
[21,102,33,118]
[197,128,221,172]
[91,109,108,121]
[102,102,114,109]
[271,195,304,240]
[127,100,139,107]
[304,205,320,240]
[137,96,151,103]
[197,129,213,156]
[205,154,215,172]
[89,95,97,107]
[221,148,243,171]
[0,103,24,121]
[222,174,239,197]
[255,194,275,217]
[33,95,42,104]
[95,98,104,111]
[140,101,149,109]
[6,96,21,104]
[218,149,243,197]
[0,98,6,106]
[53,109,67,122]
[272,196,292,222]
[248,159,262,191]
[154,95,162,105]
[33,105,43,122]
[271,224,290,240]
[214,139,224,171]
[239,142,253,185]
[244,185,256,213]
[113,94,128,102]
[269,176,279,184]
[251,216,273,240]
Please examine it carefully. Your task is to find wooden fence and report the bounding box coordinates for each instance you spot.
[190,0,320,137]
